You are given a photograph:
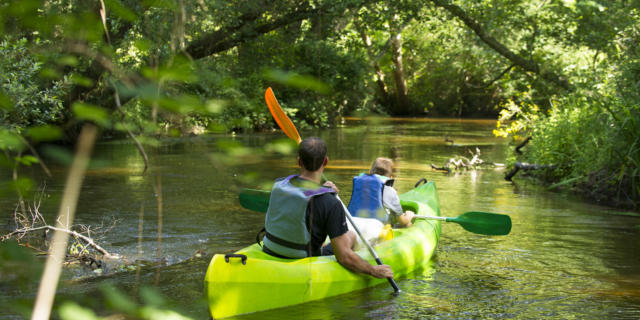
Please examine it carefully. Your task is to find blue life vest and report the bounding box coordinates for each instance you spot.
[263,175,335,258]
[347,173,392,221]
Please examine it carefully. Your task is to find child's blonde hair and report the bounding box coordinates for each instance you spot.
[370,157,394,177]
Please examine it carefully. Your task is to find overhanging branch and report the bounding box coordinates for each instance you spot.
[430,0,571,90]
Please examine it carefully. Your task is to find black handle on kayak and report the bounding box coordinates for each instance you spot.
[414,178,427,188]
[375,257,400,293]
[224,254,247,265]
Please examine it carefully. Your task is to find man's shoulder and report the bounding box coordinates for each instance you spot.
[313,192,340,205]
[312,194,345,216]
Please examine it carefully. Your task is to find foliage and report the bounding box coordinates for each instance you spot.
[0,37,69,129]
[55,285,196,320]
[491,3,640,208]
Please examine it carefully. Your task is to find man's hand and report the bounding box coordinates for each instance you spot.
[323,180,339,193]
[332,232,394,279]
[370,264,394,279]
[398,210,416,227]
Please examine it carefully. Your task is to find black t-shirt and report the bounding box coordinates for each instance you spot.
[306,193,349,256]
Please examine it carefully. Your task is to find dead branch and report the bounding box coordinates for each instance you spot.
[515,137,531,155]
[432,147,505,173]
[3,182,120,260]
[2,225,116,258]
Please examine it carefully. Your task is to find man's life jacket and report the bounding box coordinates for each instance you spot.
[347,173,394,221]
[263,175,335,258]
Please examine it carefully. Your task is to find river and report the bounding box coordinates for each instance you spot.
[1,118,639,319]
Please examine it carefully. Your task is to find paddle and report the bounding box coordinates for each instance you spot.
[265,87,301,144]
[415,212,511,236]
[239,188,512,236]
[263,87,400,293]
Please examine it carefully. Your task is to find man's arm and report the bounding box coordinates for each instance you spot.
[330,231,393,279]
[383,186,415,227]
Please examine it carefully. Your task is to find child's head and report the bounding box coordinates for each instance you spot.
[370,157,394,177]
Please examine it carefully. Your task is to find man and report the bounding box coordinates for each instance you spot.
[263,137,393,279]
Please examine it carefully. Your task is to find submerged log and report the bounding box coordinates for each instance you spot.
[505,162,556,181]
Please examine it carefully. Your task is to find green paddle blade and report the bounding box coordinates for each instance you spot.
[238,188,270,213]
[446,211,512,236]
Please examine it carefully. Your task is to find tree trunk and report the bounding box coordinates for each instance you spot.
[355,21,390,104]
[390,15,410,114]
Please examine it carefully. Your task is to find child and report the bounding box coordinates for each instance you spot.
[347,157,415,227]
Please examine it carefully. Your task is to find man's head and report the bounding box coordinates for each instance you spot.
[370,157,394,177]
[298,137,327,171]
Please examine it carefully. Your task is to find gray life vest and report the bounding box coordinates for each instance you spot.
[263,175,335,258]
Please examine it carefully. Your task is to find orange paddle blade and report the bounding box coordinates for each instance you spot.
[265,87,302,144]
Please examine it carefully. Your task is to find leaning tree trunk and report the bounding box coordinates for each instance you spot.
[390,16,410,114]
[356,22,390,104]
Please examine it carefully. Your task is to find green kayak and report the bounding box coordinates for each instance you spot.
[204,181,442,319]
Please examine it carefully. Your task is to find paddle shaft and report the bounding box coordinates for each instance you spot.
[415,215,448,221]
[337,196,400,293]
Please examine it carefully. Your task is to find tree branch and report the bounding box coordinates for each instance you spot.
[430,0,571,90]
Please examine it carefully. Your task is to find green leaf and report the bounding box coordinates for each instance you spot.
[0,92,14,110]
[104,0,138,22]
[205,99,226,114]
[264,69,330,94]
[139,287,166,307]
[138,306,193,320]
[69,74,94,87]
[11,177,34,195]
[72,102,111,127]
[142,0,178,10]
[15,155,39,166]
[26,125,63,142]
[57,55,79,67]
[58,302,101,320]
[100,285,138,314]
[141,64,197,83]
[133,39,152,53]
[40,145,74,165]
[265,139,296,155]
[0,129,25,151]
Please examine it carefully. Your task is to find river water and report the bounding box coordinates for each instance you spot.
[1,118,640,319]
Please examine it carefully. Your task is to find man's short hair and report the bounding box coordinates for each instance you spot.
[299,137,327,171]
[370,157,394,176]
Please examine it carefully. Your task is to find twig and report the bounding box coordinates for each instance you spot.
[112,83,149,174]
[3,225,115,258]
[17,135,52,178]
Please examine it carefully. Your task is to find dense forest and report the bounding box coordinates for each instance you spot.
[1,1,639,206]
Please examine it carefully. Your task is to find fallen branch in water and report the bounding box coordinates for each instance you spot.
[3,225,116,258]
[2,184,120,260]
[505,162,557,181]
[431,148,504,173]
